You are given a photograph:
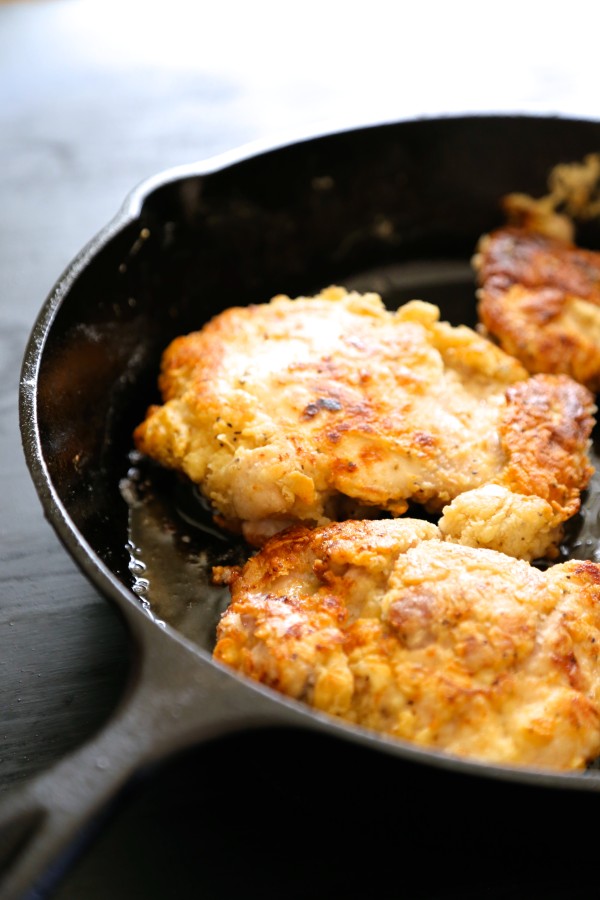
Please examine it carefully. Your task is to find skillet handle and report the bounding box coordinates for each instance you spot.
[0,610,305,900]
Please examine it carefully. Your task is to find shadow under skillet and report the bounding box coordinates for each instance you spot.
[54,723,600,900]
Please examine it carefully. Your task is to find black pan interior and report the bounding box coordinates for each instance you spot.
[35,114,600,660]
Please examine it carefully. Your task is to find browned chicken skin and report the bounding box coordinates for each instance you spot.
[475,225,600,391]
[134,287,595,559]
[213,518,600,771]
[475,153,600,391]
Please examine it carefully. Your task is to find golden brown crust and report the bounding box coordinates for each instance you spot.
[213,518,600,770]
[499,373,595,515]
[134,286,595,559]
[476,226,600,391]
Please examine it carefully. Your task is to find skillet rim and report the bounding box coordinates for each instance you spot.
[18,110,600,793]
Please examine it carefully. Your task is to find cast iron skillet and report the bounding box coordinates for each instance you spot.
[4,113,600,899]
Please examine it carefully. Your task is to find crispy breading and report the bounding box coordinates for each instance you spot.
[475,226,600,391]
[439,372,595,558]
[213,518,600,770]
[500,152,600,241]
[134,287,595,559]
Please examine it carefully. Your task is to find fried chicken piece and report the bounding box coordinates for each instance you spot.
[438,372,595,559]
[475,225,600,391]
[475,153,600,391]
[213,518,600,771]
[134,286,595,559]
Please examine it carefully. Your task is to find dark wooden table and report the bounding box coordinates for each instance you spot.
[2,2,600,897]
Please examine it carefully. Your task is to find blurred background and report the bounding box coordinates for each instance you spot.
[2,2,600,897]
[3,0,599,380]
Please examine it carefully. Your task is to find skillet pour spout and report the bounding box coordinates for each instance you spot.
[8,113,600,898]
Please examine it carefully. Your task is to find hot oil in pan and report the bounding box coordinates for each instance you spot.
[121,258,600,650]
[122,456,249,650]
